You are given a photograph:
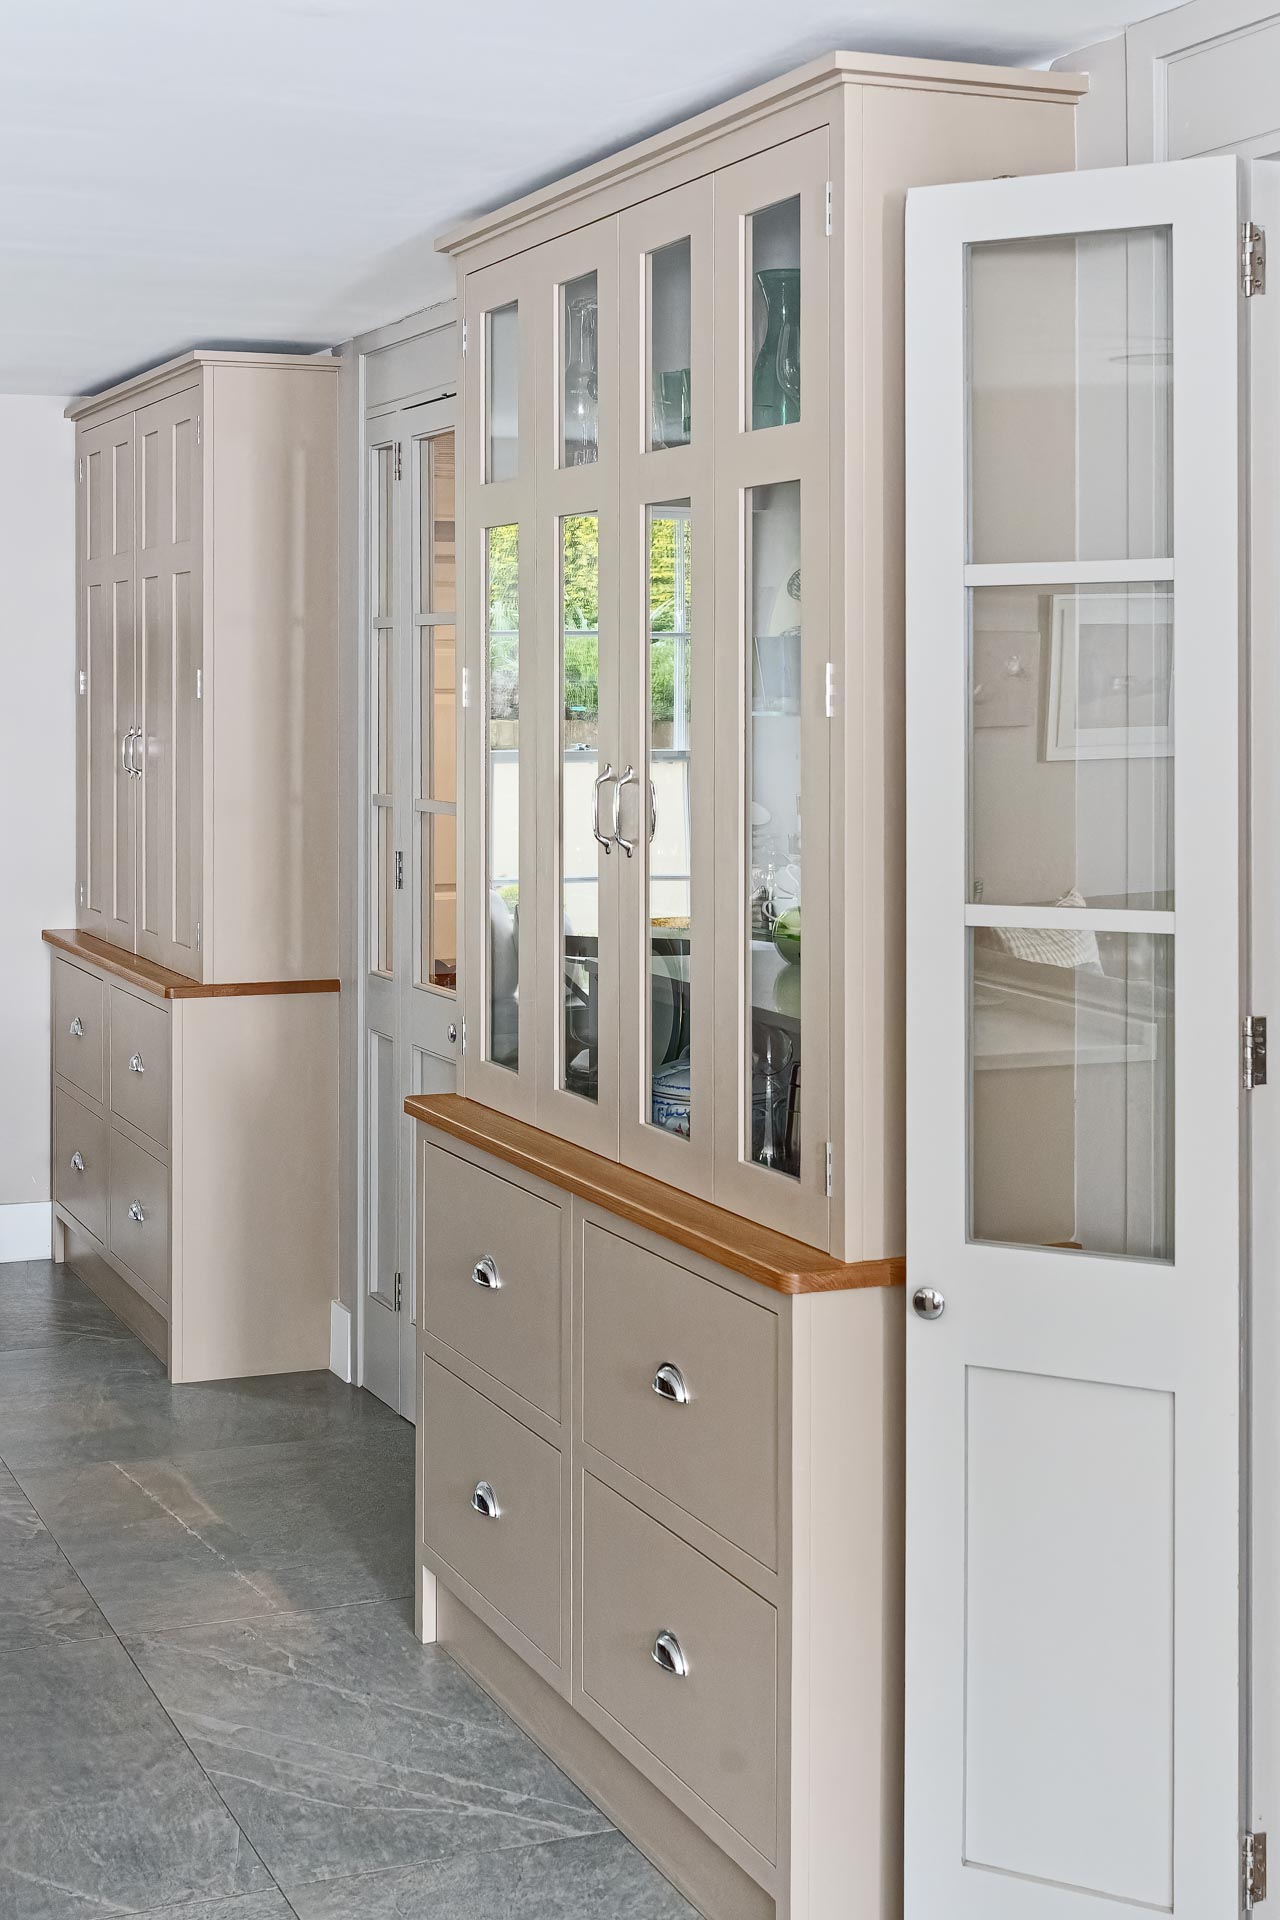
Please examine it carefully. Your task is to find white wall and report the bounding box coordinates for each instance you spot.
[0,397,75,1256]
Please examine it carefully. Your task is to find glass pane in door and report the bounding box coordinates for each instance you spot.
[560,513,601,1100]
[486,526,520,1067]
[649,239,692,449]
[744,480,802,1177]
[423,625,457,805]
[748,196,801,431]
[970,929,1174,1260]
[562,273,599,467]
[969,228,1172,563]
[421,434,456,613]
[647,502,692,1137]
[969,583,1174,910]
[370,442,396,978]
[486,304,519,483]
[423,809,457,990]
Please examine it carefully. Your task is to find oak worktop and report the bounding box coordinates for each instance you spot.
[405,1092,905,1297]
[44,930,340,1001]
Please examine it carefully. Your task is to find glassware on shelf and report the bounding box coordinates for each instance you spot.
[652,368,691,449]
[751,1026,795,1172]
[751,267,801,430]
[563,276,599,466]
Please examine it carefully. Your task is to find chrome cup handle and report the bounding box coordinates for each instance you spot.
[592,762,616,855]
[614,764,638,857]
[70,1151,85,1173]
[68,1015,84,1038]
[472,1255,501,1290]
[651,1629,689,1678]
[128,1200,146,1225]
[471,1480,499,1520]
[652,1363,689,1405]
[128,1053,145,1075]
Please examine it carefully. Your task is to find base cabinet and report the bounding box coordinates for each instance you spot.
[414,1118,903,1920]
[48,939,337,1383]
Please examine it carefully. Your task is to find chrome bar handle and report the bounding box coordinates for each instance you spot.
[128,1200,146,1225]
[652,1363,689,1405]
[128,1053,145,1075]
[614,764,638,858]
[70,1151,85,1173]
[649,778,657,843]
[121,729,131,775]
[131,726,143,779]
[471,1480,500,1520]
[591,762,616,855]
[651,1630,689,1678]
[472,1254,501,1290]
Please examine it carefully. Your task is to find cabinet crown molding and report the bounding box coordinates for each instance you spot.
[435,49,1087,263]
[65,348,338,422]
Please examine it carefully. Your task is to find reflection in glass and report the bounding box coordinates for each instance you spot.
[423,809,457,990]
[649,239,692,449]
[562,274,599,467]
[745,481,802,1177]
[647,503,692,1137]
[560,514,601,1100]
[370,443,395,978]
[486,303,519,483]
[421,434,455,614]
[749,197,801,430]
[425,625,456,805]
[970,931,1174,1260]
[374,442,395,617]
[969,583,1173,911]
[486,526,520,1067]
[969,228,1172,563]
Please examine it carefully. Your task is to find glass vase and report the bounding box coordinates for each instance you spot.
[751,267,801,430]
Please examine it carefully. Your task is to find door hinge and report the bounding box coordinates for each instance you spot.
[79,882,85,906]
[196,414,202,446]
[462,319,468,357]
[394,1270,403,1313]
[395,442,403,481]
[1245,1014,1268,1090]
[825,181,833,238]
[461,667,471,708]
[824,662,836,718]
[196,920,202,951]
[395,849,404,891]
[195,667,202,702]
[77,456,84,484]
[825,1140,833,1197]
[1246,1831,1268,1907]
[461,1018,467,1055]
[78,668,87,696]
[1244,223,1267,297]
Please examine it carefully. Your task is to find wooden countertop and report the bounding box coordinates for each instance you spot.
[43,930,340,1001]
[405,1093,904,1297]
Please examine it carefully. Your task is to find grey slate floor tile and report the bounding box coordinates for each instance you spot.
[17,1426,415,1633]
[0,1461,109,1648]
[0,1630,271,1918]
[119,1897,296,1920]
[124,1600,612,1891]
[286,1831,700,1919]
[0,1259,131,1352]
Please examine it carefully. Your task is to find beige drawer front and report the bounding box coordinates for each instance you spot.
[581,1474,777,1860]
[109,987,170,1147]
[583,1224,779,1568]
[53,1088,108,1242]
[421,1144,562,1420]
[421,1357,562,1666]
[53,958,104,1104]
[108,1130,170,1304]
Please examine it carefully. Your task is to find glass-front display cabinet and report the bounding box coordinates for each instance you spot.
[444,54,1083,1258]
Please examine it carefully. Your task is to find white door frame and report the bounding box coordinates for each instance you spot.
[905,155,1248,1917]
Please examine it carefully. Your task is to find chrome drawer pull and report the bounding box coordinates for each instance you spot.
[652,1363,689,1405]
[128,1200,146,1225]
[651,1630,689,1679]
[472,1255,502,1290]
[70,1151,85,1174]
[69,1016,84,1038]
[128,1053,145,1075]
[470,1480,500,1520]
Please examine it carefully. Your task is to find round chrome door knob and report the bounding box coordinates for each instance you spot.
[912,1287,946,1321]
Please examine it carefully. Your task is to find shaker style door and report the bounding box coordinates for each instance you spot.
[462,255,541,1121]
[905,158,1245,1920]
[532,217,622,1153]
[712,128,832,1247]
[616,179,716,1198]
[78,413,137,952]
[135,386,203,978]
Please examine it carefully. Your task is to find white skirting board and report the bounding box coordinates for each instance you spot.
[0,1202,52,1262]
[330,1299,353,1383]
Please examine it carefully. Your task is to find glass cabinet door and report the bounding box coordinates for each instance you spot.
[463,257,540,1118]
[713,129,831,1245]
[617,179,716,1196]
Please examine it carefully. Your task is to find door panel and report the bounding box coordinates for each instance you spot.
[135,387,202,977]
[78,416,136,949]
[905,157,1244,1919]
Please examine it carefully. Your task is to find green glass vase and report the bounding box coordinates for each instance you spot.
[751,267,801,429]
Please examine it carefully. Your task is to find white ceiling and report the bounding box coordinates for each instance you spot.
[3,0,1187,396]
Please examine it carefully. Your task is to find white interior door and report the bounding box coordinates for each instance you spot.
[362,398,460,1419]
[905,157,1246,1918]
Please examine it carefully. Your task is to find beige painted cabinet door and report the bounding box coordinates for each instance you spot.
[712,129,832,1249]
[78,413,137,950]
[135,387,203,977]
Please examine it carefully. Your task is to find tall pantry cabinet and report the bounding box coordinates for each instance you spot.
[50,351,340,1382]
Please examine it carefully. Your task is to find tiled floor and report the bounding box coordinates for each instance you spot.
[0,1260,698,1919]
